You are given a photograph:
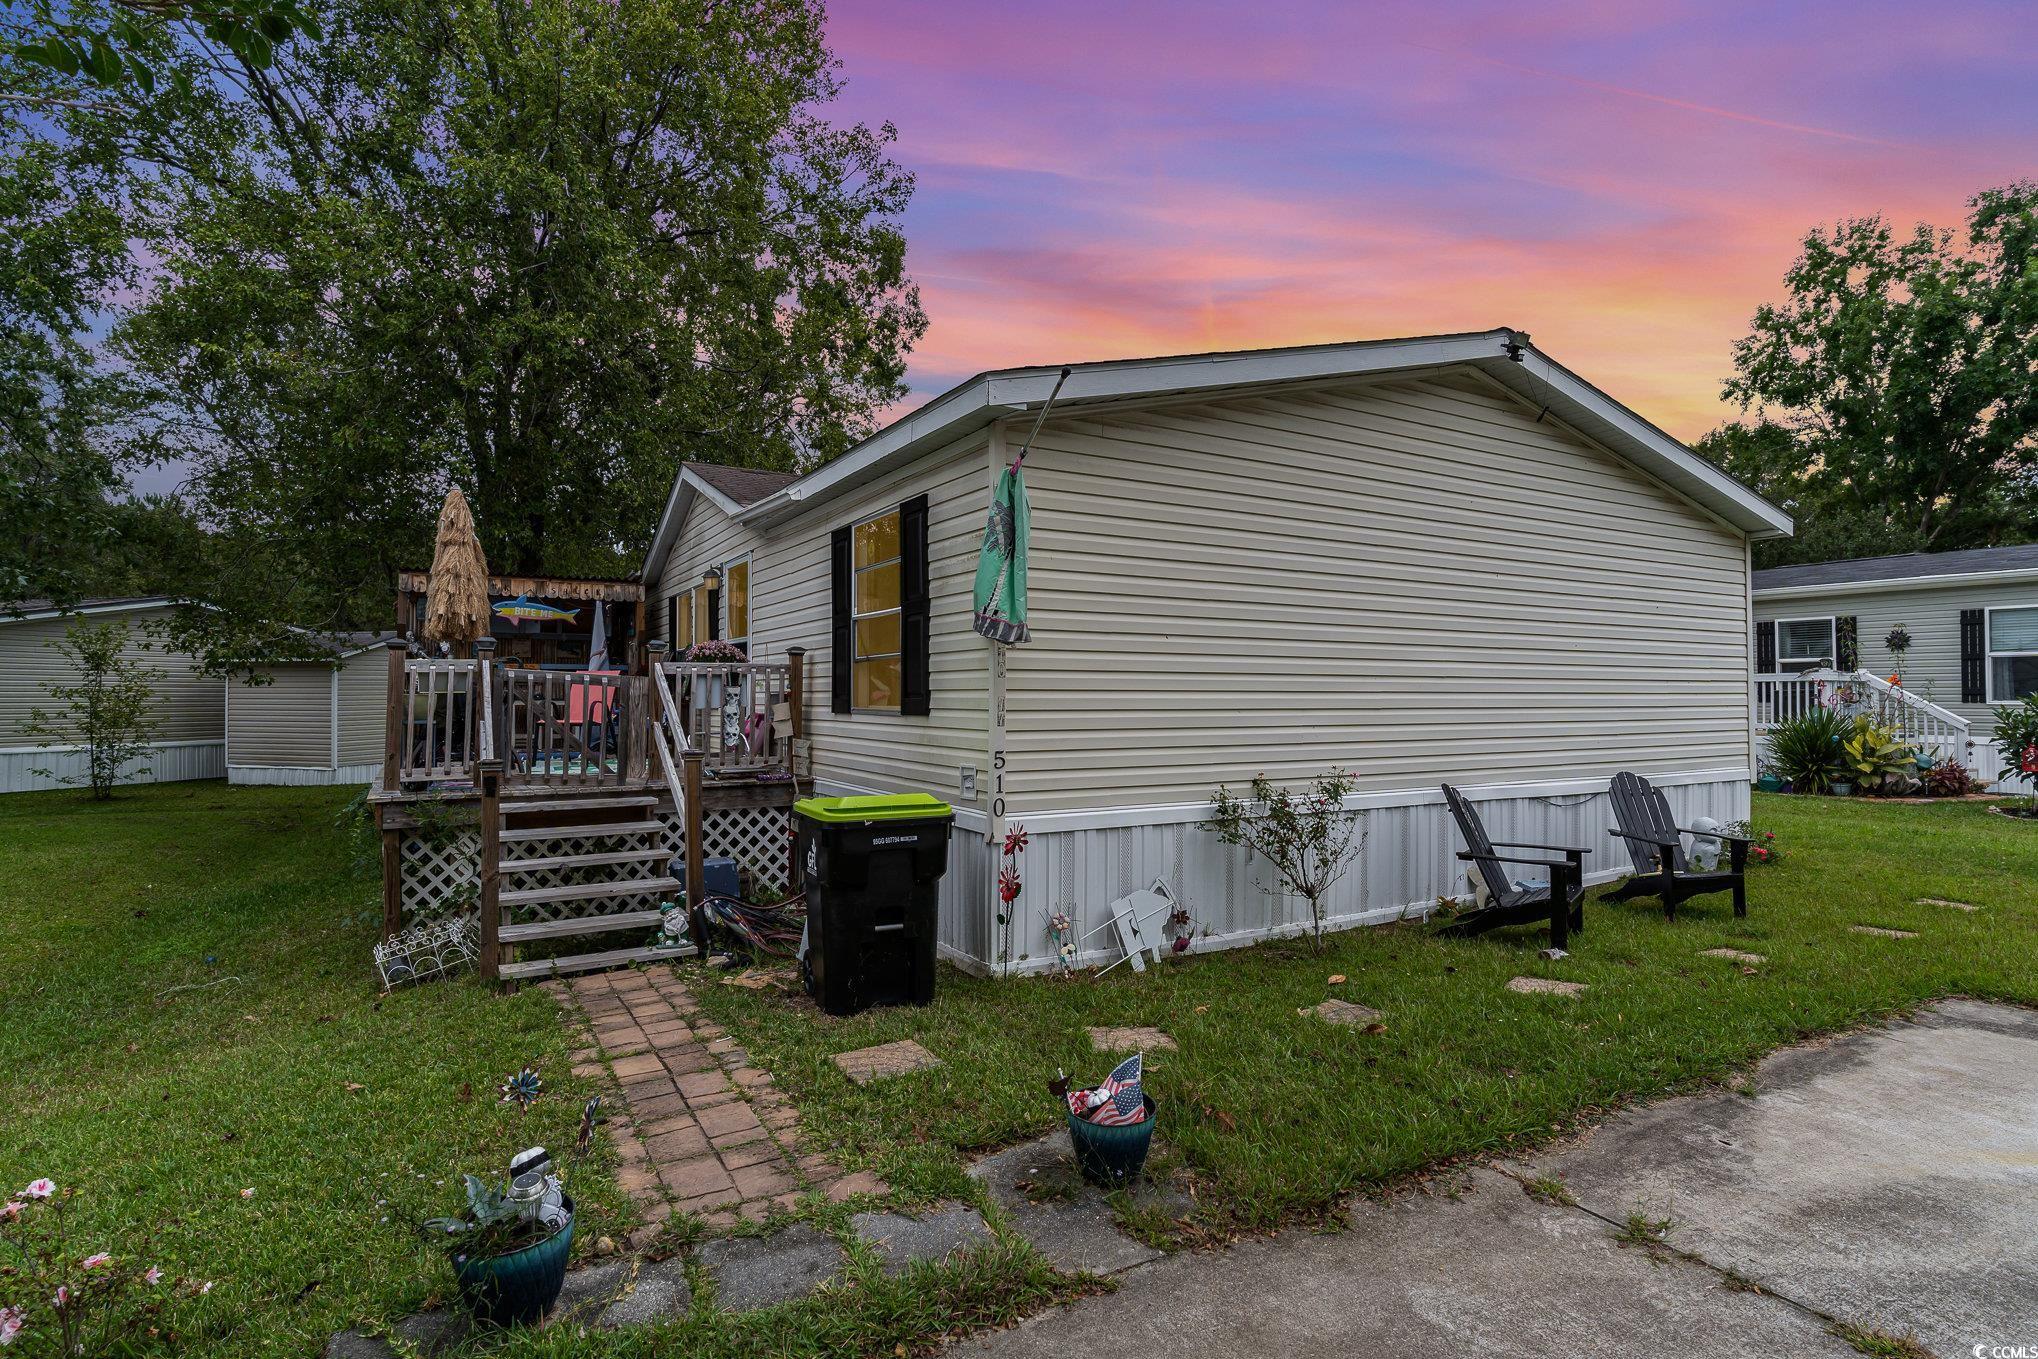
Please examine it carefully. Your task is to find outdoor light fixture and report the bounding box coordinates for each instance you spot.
[702,567,722,592]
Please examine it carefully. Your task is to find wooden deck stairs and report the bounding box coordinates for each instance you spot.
[489,785,697,982]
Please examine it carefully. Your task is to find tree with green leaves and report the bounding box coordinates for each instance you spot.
[22,617,160,798]
[0,77,146,609]
[52,0,923,663]
[1703,183,2038,568]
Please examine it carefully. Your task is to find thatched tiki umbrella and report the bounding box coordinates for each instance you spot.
[422,488,492,657]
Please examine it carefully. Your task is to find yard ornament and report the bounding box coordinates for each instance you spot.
[422,488,492,651]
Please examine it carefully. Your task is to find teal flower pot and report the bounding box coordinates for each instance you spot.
[1067,1097,1157,1187]
[451,1197,574,1327]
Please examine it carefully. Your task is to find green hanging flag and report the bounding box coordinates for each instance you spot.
[973,463,1030,645]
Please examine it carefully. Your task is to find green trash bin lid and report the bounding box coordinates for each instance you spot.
[794,792,953,825]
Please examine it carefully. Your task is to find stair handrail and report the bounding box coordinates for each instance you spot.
[648,659,692,816]
[1831,668,1970,733]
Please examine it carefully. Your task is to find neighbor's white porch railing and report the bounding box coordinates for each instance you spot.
[1756,668,1972,767]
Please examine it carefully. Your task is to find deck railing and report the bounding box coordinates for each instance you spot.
[653,659,796,775]
[1756,668,1971,766]
[381,641,804,792]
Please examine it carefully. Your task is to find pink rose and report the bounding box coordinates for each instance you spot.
[81,1253,112,1271]
[51,1286,68,1310]
[143,1267,163,1287]
[0,1305,22,1346]
[0,1202,20,1222]
[19,1181,52,1201]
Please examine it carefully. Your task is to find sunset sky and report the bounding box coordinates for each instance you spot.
[824,0,2038,440]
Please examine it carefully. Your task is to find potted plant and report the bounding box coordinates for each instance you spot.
[1754,765,1785,794]
[424,1153,575,1327]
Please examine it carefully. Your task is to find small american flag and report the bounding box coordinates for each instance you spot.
[1067,1052,1146,1126]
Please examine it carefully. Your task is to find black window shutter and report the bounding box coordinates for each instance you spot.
[1755,620,1776,675]
[1960,609,1986,703]
[1835,616,1858,671]
[707,587,721,640]
[829,526,852,714]
[665,596,677,649]
[900,494,932,717]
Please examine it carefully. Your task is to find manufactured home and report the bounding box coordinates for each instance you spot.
[1753,545,2038,788]
[640,329,1798,973]
[0,598,224,793]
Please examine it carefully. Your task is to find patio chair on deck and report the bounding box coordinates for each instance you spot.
[1605,771,1749,919]
[1438,784,1589,949]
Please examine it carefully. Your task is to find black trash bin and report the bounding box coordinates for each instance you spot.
[794,793,953,1016]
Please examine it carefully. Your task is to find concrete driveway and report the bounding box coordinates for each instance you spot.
[963,1000,2038,1359]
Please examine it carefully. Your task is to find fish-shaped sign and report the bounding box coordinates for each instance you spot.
[492,594,580,624]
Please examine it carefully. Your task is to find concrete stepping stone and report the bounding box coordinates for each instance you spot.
[1306,998,1383,1026]
[969,1133,1177,1275]
[851,1203,995,1275]
[1917,897,1980,911]
[1699,948,1766,965]
[698,1222,845,1310]
[595,1258,691,1327]
[553,1257,631,1319]
[832,1039,942,1085]
[1507,976,1587,997]
[324,1308,467,1358]
[1849,925,1919,939]
[1087,1025,1177,1052]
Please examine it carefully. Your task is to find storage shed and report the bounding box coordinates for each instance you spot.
[227,632,394,786]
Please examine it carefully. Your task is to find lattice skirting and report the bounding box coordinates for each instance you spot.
[399,828,481,924]
[396,804,796,927]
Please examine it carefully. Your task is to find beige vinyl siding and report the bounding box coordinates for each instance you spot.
[652,496,760,647]
[655,436,992,805]
[1754,580,2038,746]
[228,665,335,767]
[337,649,388,765]
[1003,371,1752,813]
[0,607,223,745]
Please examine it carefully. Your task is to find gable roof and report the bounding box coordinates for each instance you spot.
[641,329,1792,580]
[1753,544,2038,597]
[688,462,798,508]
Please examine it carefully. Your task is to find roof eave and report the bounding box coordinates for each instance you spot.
[1754,566,2038,599]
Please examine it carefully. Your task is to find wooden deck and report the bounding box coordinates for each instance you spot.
[373,643,808,983]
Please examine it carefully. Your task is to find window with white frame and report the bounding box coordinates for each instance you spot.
[1772,616,1836,674]
[1988,607,2038,702]
[851,509,902,711]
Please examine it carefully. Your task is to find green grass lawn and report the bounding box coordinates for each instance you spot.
[688,794,2038,1236]
[5,785,2035,1356]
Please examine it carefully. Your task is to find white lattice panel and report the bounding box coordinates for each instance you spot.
[398,803,792,926]
[399,828,481,923]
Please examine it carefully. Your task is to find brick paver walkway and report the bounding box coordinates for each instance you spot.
[546,966,886,1242]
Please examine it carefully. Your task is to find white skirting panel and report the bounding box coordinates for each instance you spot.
[1968,744,2032,793]
[966,772,1750,976]
[0,740,224,794]
[229,763,379,787]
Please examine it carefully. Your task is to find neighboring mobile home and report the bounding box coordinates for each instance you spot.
[642,329,1794,973]
[0,598,224,794]
[1753,545,2038,788]
[227,632,394,786]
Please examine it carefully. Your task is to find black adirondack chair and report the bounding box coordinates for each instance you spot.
[1605,771,1749,919]
[1438,784,1589,948]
